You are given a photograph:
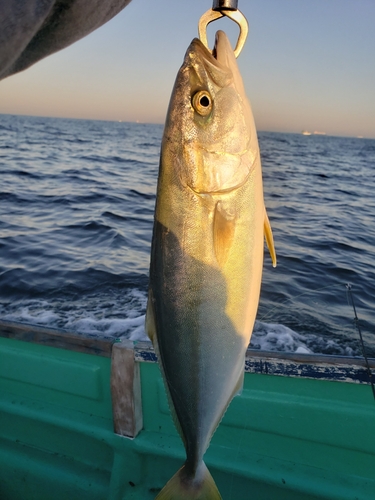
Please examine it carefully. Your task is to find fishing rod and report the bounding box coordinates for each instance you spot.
[346,283,375,401]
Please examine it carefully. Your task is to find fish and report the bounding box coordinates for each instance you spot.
[146,30,276,500]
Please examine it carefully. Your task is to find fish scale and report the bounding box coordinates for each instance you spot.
[146,30,276,499]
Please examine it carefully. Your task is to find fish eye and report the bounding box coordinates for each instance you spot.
[192,90,213,116]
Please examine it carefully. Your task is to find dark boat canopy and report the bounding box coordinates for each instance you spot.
[0,0,132,80]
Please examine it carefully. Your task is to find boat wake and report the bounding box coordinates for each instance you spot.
[0,295,361,356]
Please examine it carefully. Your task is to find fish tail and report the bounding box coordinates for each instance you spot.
[155,462,222,500]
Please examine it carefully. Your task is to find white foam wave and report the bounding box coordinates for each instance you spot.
[66,315,148,340]
[251,321,313,353]
[0,298,358,355]
[0,301,60,325]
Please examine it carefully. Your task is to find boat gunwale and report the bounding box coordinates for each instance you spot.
[0,319,114,357]
[0,319,374,384]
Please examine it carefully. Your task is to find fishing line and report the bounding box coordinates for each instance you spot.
[258,282,345,323]
[345,283,375,401]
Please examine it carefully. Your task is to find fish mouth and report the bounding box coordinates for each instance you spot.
[213,30,234,65]
[189,30,232,66]
[188,37,221,66]
[187,32,232,88]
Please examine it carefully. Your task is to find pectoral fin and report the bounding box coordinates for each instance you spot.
[213,201,236,267]
[264,211,277,267]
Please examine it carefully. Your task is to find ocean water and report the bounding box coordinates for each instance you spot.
[0,114,374,357]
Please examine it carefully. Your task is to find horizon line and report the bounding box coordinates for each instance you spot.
[1,112,373,141]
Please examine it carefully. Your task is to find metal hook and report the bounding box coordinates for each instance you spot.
[198,7,248,58]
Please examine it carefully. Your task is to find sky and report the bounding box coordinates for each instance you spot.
[0,0,374,138]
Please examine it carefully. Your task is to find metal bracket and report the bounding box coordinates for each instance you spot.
[198,4,248,58]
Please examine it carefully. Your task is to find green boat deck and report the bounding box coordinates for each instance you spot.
[0,320,374,500]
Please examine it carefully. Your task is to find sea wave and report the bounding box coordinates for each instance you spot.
[1,115,374,356]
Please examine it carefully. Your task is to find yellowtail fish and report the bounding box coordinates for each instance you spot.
[146,30,276,500]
